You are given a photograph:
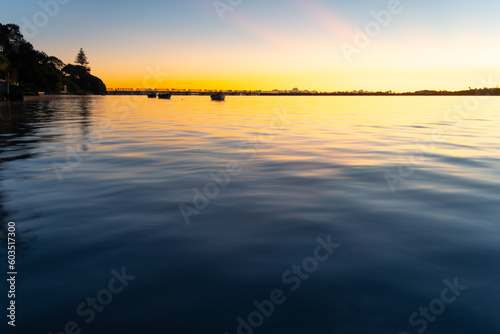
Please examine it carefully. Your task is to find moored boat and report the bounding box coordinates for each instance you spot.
[158,93,172,99]
[147,92,157,98]
[211,92,225,101]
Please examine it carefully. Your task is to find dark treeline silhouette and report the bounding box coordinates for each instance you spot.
[0,23,106,96]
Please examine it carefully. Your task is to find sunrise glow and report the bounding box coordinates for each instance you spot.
[0,0,496,92]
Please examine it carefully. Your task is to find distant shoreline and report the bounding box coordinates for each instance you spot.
[104,88,500,97]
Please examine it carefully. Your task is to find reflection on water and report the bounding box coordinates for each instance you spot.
[1,96,500,334]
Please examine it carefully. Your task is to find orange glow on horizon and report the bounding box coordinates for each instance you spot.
[68,1,500,93]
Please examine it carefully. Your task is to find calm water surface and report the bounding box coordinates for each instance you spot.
[1,96,499,334]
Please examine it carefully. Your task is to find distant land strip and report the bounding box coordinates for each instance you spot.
[106,88,500,96]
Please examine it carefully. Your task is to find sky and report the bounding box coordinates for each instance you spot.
[1,0,500,91]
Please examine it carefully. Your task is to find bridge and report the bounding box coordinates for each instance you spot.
[106,88,261,96]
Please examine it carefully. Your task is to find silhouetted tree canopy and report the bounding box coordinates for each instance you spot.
[62,64,106,95]
[0,53,9,72]
[0,23,106,94]
[75,48,89,68]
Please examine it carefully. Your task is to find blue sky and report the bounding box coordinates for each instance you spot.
[1,0,499,90]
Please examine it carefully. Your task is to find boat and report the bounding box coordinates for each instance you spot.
[147,92,157,98]
[158,93,172,99]
[211,92,225,101]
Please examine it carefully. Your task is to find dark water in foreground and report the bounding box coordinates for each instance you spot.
[1,95,499,334]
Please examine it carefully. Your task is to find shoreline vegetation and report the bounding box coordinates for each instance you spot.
[0,23,106,100]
